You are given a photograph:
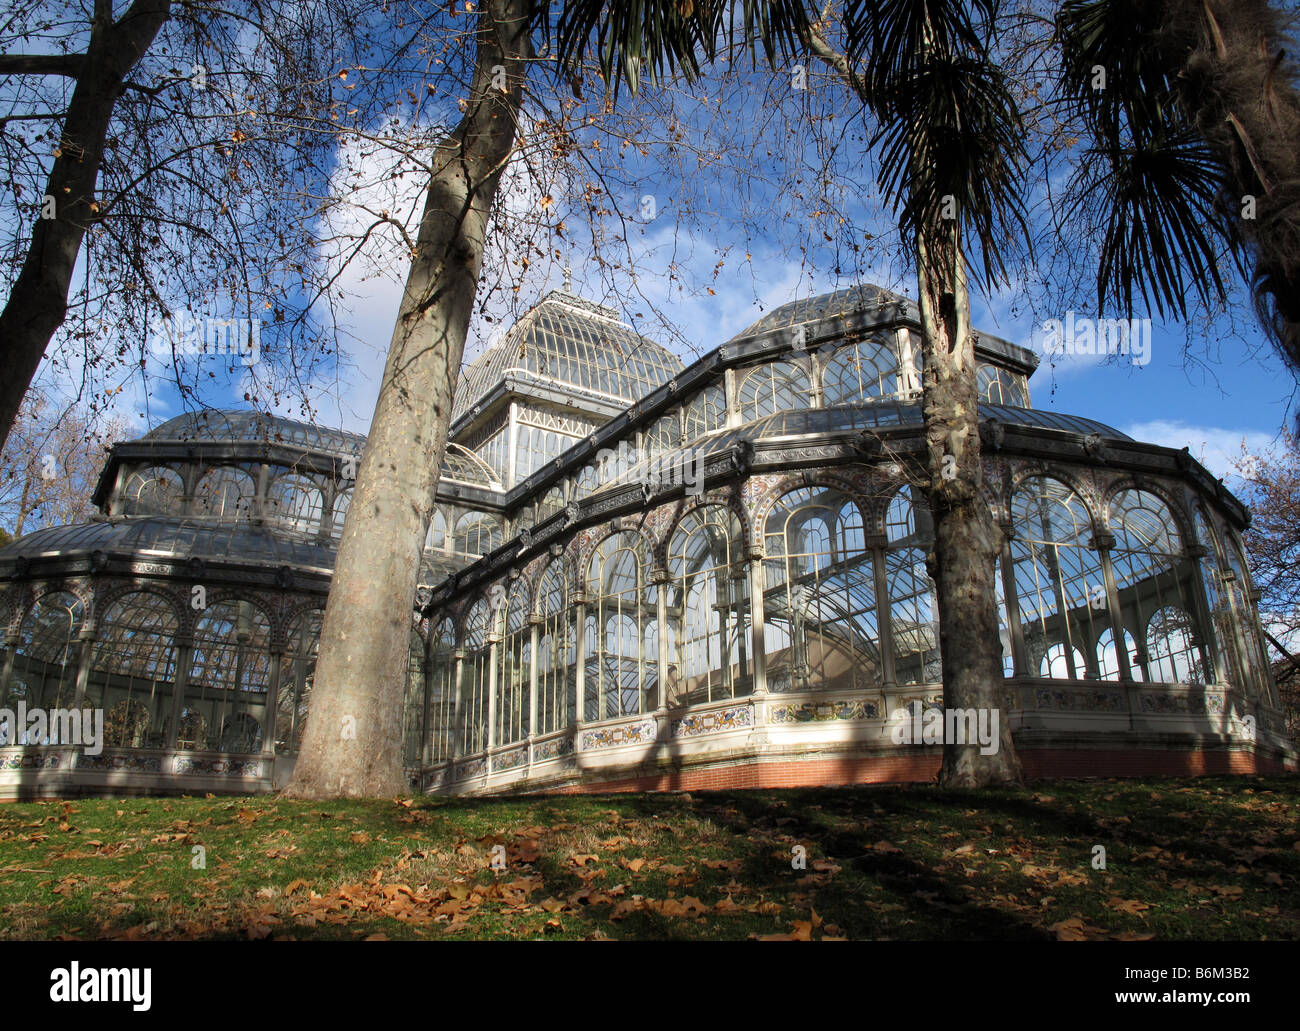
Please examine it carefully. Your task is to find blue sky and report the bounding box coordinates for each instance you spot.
[15,9,1300,488]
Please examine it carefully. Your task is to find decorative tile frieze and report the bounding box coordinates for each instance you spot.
[670,705,753,738]
[579,717,657,750]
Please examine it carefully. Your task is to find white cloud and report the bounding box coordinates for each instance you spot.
[1121,419,1278,482]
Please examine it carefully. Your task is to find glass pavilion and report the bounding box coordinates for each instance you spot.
[0,285,1292,796]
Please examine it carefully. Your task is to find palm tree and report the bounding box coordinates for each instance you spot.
[1055,0,1300,381]
[551,0,1029,786]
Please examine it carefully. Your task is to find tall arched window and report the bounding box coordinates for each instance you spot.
[1222,530,1276,703]
[1146,606,1203,684]
[738,361,810,422]
[1194,509,1238,688]
[425,508,447,551]
[403,630,427,764]
[187,600,272,752]
[1011,477,1107,680]
[667,506,750,706]
[5,592,84,739]
[495,580,531,747]
[821,337,899,406]
[536,559,574,736]
[585,532,656,720]
[330,489,352,540]
[266,474,324,535]
[193,467,255,520]
[121,466,184,516]
[763,486,876,692]
[427,618,457,762]
[277,608,322,755]
[460,599,492,755]
[453,512,503,557]
[1109,489,1206,683]
[538,487,565,523]
[91,592,178,749]
[682,384,726,441]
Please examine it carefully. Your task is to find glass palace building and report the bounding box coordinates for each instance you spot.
[0,285,1293,797]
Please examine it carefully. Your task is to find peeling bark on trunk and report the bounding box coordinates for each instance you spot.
[915,229,1022,788]
[283,0,531,799]
[0,0,171,453]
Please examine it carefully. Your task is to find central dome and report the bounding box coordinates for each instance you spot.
[452,290,683,421]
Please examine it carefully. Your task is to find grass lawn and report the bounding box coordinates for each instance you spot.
[0,775,1296,940]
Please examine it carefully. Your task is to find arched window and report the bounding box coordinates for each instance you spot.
[330,489,352,540]
[1222,529,1275,703]
[585,532,656,720]
[495,580,531,747]
[453,511,503,557]
[1096,626,1142,681]
[1011,477,1107,680]
[667,506,749,706]
[187,600,272,752]
[427,619,457,762]
[425,508,447,551]
[193,467,255,520]
[267,474,323,535]
[682,384,726,441]
[571,462,600,501]
[1146,606,1204,684]
[536,559,575,736]
[277,608,322,755]
[538,487,565,523]
[460,599,492,755]
[763,486,876,692]
[977,365,1029,407]
[1040,643,1086,679]
[821,337,899,406]
[1108,489,1206,682]
[121,466,184,516]
[738,361,810,422]
[646,410,681,455]
[1190,508,1239,688]
[91,592,178,749]
[403,630,426,765]
[5,592,84,738]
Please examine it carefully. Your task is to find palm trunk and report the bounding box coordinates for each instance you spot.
[284,0,531,799]
[915,228,1022,788]
[0,0,171,454]
[1163,0,1300,374]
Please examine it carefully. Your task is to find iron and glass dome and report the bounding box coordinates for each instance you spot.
[452,290,683,421]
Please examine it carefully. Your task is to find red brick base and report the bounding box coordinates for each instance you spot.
[542,747,1295,794]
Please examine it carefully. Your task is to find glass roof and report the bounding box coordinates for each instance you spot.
[452,291,683,421]
[1,516,472,586]
[727,284,910,342]
[590,401,1131,496]
[143,410,366,457]
[1,517,340,569]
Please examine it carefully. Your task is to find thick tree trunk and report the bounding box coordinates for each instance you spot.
[0,0,171,454]
[915,228,1022,788]
[283,0,531,799]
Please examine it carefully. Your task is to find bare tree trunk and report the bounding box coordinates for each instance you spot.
[284,0,531,799]
[916,228,1021,788]
[0,0,171,454]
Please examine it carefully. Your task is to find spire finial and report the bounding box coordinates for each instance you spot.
[563,264,572,292]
